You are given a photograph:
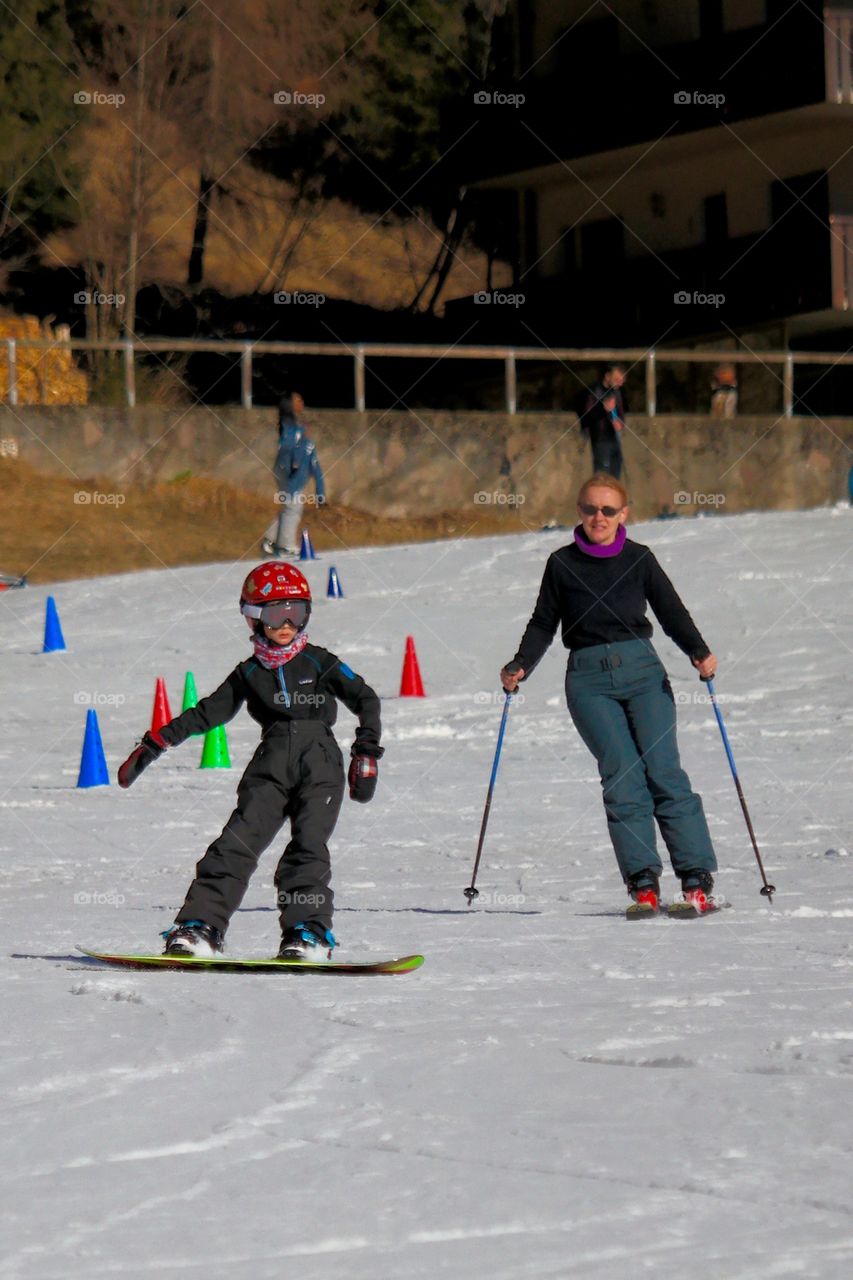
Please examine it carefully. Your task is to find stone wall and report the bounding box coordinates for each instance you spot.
[1,406,850,522]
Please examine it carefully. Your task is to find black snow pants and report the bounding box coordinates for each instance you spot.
[176,721,345,938]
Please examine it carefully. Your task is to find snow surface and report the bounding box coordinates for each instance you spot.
[1,508,851,1280]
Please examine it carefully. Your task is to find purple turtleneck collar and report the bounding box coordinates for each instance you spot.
[573,523,627,558]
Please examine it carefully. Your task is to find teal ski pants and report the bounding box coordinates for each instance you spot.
[565,639,716,884]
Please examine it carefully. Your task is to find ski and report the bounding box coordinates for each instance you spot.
[626,901,661,920]
[666,897,728,919]
[76,946,424,975]
[627,897,730,920]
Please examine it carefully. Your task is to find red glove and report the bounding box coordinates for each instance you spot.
[348,753,378,803]
[118,730,167,788]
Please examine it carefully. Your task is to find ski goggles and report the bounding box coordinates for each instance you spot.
[578,502,623,517]
[241,599,310,629]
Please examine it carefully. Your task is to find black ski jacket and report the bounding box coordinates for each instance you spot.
[513,538,710,674]
[158,645,382,756]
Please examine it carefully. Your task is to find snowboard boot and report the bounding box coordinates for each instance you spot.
[625,869,661,919]
[278,922,337,961]
[672,870,718,917]
[162,920,224,958]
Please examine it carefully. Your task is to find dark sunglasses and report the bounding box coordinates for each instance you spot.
[242,599,309,629]
[579,502,623,517]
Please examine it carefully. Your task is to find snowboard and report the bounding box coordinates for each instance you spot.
[76,946,424,975]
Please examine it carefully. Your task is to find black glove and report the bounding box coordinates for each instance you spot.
[348,749,379,803]
[118,730,167,789]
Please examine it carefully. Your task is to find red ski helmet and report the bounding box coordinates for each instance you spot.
[240,562,311,631]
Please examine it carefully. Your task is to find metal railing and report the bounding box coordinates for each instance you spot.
[3,335,850,416]
[826,8,853,104]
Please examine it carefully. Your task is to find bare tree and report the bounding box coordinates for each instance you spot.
[173,0,360,290]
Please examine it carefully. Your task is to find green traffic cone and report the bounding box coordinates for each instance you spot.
[200,723,231,769]
[182,671,201,735]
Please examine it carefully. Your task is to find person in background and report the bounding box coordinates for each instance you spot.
[579,365,627,478]
[710,363,738,418]
[261,391,326,556]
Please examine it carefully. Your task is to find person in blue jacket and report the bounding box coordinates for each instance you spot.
[262,390,326,555]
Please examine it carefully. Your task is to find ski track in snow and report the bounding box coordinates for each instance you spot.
[1,509,852,1280]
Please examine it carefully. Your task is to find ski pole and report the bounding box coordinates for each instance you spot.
[464,692,512,905]
[704,677,776,902]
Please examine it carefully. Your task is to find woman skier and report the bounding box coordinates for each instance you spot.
[501,474,719,918]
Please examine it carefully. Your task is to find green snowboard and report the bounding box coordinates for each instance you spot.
[76,946,424,975]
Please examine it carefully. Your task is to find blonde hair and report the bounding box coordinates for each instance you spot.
[577,473,629,508]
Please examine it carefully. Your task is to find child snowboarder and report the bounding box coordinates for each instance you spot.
[117,561,382,960]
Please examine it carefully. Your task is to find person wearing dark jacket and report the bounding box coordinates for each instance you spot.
[117,562,382,960]
[580,364,626,478]
[262,391,326,556]
[501,474,719,915]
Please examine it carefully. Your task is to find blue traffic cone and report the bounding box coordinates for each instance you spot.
[77,709,109,788]
[326,566,344,598]
[299,529,317,560]
[43,596,66,653]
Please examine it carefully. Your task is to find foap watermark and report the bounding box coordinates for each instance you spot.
[474,689,525,707]
[673,490,726,507]
[74,890,126,907]
[277,890,325,908]
[274,90,326,107]
[473,90,525,108]
[73,291,125,307]
[73,691,126,708]
[673,90,725,108]
[274,691,326,707]
[674,290,725,307]
[469,890,526,907]
[474,289,525,307]
[675,689,728,707]
[274,491,324,506]
[0,438,18,458]
[74,490,125,506]
[474,491,525,506]
[274,290,325,307]
[74,90,125,108]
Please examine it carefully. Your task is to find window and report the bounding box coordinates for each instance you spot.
[704,193,729,244]
[580,217,625,271]
[700,0,724,40]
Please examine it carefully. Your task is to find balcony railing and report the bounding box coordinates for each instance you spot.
[825,8,853,103]
[5,336,853,416]
[830,213,853,308]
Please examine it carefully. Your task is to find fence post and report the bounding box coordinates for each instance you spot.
[241,343,253,408]
[6,339,17,407]
[354,343,366,411]
[505,350,517,414]
[783,353,794,417]
[645,349,656,416]
[124,341,136,409]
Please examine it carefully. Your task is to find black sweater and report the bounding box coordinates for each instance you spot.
[158,644,382,755]
[513,539,710,675]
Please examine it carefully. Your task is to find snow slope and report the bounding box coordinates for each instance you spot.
[1,509,851,1280]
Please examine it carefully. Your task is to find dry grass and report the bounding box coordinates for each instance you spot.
[49,166,508,314]
[1,459,530,584]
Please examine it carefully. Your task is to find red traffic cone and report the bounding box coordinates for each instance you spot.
[399,635,425,697]
[150,677,172,733]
